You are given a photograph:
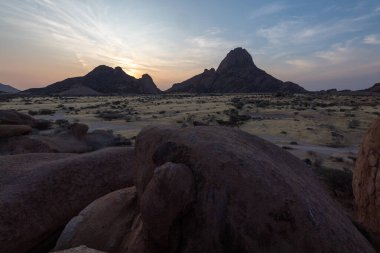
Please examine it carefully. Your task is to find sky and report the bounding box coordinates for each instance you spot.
[0,0,380,91]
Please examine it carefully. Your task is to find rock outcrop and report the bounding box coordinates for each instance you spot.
[353,118,380,236]
[0,109,50,130]
[55,126,374,253]
[23,65,161,95]
[0,111,128,155]
[0,147,135,253]
[0,110,36,126]
[167,47,306,93]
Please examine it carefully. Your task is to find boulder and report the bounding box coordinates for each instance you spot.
[140,162,194,250]
[54,187,140,253]
[0,124,32,138]
[68,123,89,138]
[0,147,135,253]
[52,245,106,253]
[0,152,75,188]
[0,135,56,154]
[353,118,380,235]
[54,163,194,253]
[0,109,35,126]
[0,129,128,155]
[133,126,373,252]
[55,126,375,253]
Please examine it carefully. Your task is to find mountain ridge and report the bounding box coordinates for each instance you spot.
[167,47,306,93]
[23,66,161,95]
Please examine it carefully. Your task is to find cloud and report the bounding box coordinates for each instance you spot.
[249,3,287,19]
[315,42,352,64]
[0,0,139,72]
[257,5,380,47]
[286,59,316,70]
[257,21,300,45]
[363,34,380,45]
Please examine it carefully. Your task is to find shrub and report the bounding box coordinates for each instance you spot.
[348,119,361,129]
[313,168,353,196]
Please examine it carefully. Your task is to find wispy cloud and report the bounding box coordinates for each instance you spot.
[363,34,380,45]
[286,59,316,70]
[257,5,380,47]
[315,41,353,64]
[0,0,141,73]
[182,31,247,70]
[249,3,287,19]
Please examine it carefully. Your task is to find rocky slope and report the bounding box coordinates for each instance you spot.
[167,47,306,93]
[23,66,161,95]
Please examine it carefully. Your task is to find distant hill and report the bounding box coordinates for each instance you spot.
[0,83,20,93]
[363,82,380,93]
[23,65,161,95]
[167,47,306,93]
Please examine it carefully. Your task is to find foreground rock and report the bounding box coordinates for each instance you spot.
[0,128,127,155]
[56,126,374,253]
[353,118,380,238]
[0,110,35,126]
[52,245,106,253]
[0,152,75,188]
[0,147,135,253]
[55,187,140,253]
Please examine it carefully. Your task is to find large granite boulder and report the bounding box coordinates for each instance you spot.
[54,126,374,253]
[54,187,140,253]
[353,118,380,237]
[0,147,135,253]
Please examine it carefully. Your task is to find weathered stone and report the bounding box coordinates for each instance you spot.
[353,118,380,236]
[0,147,135,253]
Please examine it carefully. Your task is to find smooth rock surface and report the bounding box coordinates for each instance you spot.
[353,118,380,235]
[0,147,135,253]
[54,187,139,253]
[134,126,374,253]
[52,245,106,253]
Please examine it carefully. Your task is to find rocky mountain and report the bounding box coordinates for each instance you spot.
[23,65,161,95]
[0,83,19,94]
[167,47,306,93]
[363,82,380,93]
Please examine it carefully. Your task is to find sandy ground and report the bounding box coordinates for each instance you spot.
[1,93,379,171]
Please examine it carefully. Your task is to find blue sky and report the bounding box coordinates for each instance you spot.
[0,0,379,90]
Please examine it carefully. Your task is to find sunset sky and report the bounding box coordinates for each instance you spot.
[0,0,380,91]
